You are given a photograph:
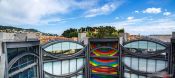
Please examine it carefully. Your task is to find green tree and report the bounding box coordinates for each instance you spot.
[62,28,78,38]
[61,26,125,38]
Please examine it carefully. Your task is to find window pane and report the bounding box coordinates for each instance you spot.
[53,43,61,53]
[131,74,138,78]
[44,62,53,74]
[147,59,156,72]
[53,61,61,75]
[124,57,131,66]
[124,72,130,78]
[131,58,138,70]
[156,60,166,72]
[139,58,146,71]
[62,60,69,74]
[156,44,165,50]
[130,42,139,49]
[148,42,156,51]
[44,58,84,75]
[44,42,84,54]
[70,59,77,73]
[138,41,147,50]
[139,75,146,78]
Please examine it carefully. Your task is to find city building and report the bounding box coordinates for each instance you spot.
[0,32,42,78]
[149,35,172,42]
[0,32,175,78]
[40,36,77,44]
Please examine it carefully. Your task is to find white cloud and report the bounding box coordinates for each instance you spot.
[95,16,175,35]
[134,10,139,13]
[143,7,161,14]
[127,16,134,20]
[85,0,124,17]
[115,17,120,20]
[0,0,98,25]
[163,12,171,16]
[0,0,68,24]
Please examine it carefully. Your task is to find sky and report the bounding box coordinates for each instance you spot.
[0,0,175,35]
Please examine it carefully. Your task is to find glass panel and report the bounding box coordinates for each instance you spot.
[139,58,146,71]
[124,72,130,78]
[53,61,61,75]
[156,60,166,72]
[53,43,61,53]
[139,75,146,78]
[130,42,139,49]
[9,55,35,73]
[70,59,77,73]
[44,58,84,75]
[44,42,84,54]
[124,58,167,73]
[131,74,138,78]
[156,44,165,50]
[45,46,53,52]
[77,58,84,68]
[138,41,148,50]
[148,42,156,51]
[7,48,18,62]
[61,42,70,51]
[62,60,69,74]
[124,44,131,48]
[11,66,37,78]
[44,62,53,74]
[124,57,131,66]
[77,75,83,78]
[131,58,138,70]
[147,59,156,72]
[124,41,166,53]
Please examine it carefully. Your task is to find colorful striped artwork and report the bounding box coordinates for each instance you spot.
[91,48,118,56]
[90,43,118,49]
[90,42,119,77]
[90,58,118,67]
[92,67,117,74]
[90,58,118,74]
[91,74,116,78]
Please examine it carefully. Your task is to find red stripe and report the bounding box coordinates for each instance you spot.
[92,67,116,73]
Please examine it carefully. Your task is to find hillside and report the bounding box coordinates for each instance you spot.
[0,25,58,36]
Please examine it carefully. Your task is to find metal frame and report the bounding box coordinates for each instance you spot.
[122,38,170,78]
[88,38,121,78]
[171,38,175,77]
[41,40,87,78]
[3,41,40,78]
[40,38,173,78]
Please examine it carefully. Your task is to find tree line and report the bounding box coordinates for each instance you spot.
[61,26,124,38]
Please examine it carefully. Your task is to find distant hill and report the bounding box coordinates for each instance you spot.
[0,25,58,36]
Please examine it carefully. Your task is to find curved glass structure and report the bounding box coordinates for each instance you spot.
[44,58,84,75]
[123,40,168,78]
[124,57,167,72]
[44,42,84,55]
[41,39,171,78]
[124,41,166,53]
[7,45,39,78]
[42,41,85,78]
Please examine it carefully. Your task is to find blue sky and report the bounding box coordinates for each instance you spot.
[0,0,175,35]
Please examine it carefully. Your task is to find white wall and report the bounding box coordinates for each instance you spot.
[0,42,6,78]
